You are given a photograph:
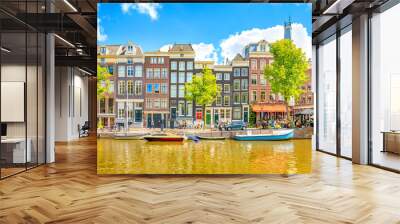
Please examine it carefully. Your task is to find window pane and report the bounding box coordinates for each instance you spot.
[340,27,352,158]
[318,35,337,154]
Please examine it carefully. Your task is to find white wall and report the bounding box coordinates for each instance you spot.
[54,67,89,141]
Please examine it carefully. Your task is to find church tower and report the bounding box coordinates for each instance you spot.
[284,17,292,40]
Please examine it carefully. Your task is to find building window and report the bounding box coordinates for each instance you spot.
[216,95,222,106]
[179,72,185,83]
[187,72,193,83]
[241,68,248,77]
[135,65,142,77]
[217,84,222,93]
[260,59,266,70]
[171,72,177,83]
[224,96,230,106]
[171,61,177,70]
[118,102,125,118]
[179,61,185,71]
[241,79,248,90]
[161,83,168,94]
[108,65,114,74]
[187,102,193,116]
[154,68,161,79]
[224,84,230,93]
[154,99,160,109]
[118,81,125,95]
[146,68,153,79]
[187,61,193,70]
[161,99,168,109]
[99,98,106,113]
[178,101,185,116]
[242,93,248,104]
[261,91,266,101]
[233,108,241,120]
[216,73,222,80]
[260,76,266,85]
[234,68,240,77]
[233,80,240,91]
[154,83,160,93]
[150,57,157,64]
[127,45,134,53]
[127,65,134,77]
[226,109,231,119]
[178,85,185,97]
[118,66,125,77]
[251,91,257,102]
[127,103,134,119]
[108,98,114,114]
[158,57,164,64]
[146,98,152,109]
[233,93,240,104]
[127,59,133,64]
[146,84,152,93]
[127,80,134,95]
[161,68,168,78]
[109,80,114,93]
[170,84,177,97]
[100,47,106,54]
[134,80,142,95]
[251,59,257,70]
[251,75,257,85]
[224,73,230,81]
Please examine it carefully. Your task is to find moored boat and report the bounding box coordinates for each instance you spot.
[198,136,226,140]
[233,129,294,141]
[113,132,149,140]
[143,135,185,142]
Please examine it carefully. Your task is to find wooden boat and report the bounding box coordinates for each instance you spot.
[113,132,148,140]
[233,129,294,141]
[198,136,226,140]
[143,135,185,142]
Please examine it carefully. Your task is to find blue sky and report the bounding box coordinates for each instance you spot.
[98,3,312,63]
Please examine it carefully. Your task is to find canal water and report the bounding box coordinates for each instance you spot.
[97,139,312,174]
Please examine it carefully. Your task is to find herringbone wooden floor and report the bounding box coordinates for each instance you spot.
[1,137,400,224]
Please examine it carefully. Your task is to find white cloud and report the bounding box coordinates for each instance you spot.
[192,43,218,62]
[121,3,161,21]
[97,18,107,42]
[220,23,311,61]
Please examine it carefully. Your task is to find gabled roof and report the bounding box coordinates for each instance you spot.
[232,53,245,62]
[168,44,194,52]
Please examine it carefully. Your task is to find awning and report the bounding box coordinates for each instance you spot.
[252,104,287,113]
[295,108,313,115]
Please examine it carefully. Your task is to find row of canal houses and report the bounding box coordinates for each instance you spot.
[97,40,313,129]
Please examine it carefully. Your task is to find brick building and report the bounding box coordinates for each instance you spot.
[143,51,170,128]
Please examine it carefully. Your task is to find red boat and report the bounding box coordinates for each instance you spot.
[143,135,185,142]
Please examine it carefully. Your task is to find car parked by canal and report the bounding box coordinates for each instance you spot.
[224,120,247,131]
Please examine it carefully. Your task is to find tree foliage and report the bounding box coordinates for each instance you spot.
[264,39,309,106]
[185,67,217,109]
[97,64,112,98]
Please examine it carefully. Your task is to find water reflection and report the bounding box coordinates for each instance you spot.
[97,139,312,174]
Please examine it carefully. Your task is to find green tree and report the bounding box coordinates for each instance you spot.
[264,39,309,119]
[97,64,111,97]
[185,67,217,127]
[249,105,257,127]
